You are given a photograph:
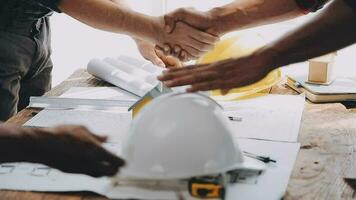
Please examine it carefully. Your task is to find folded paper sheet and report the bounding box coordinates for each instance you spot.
[220,94,305,142]
[24,109,131,143]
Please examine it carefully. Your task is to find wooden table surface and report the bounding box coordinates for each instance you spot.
[3,69,356,200]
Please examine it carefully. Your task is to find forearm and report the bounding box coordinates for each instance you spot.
[110,0,144,43]
[0,124,35,163]
[209,0,304,34]
[258,0,356,70]
[58,0,160,43]
[109,0,129,7]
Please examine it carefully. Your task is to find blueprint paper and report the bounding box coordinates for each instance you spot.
[87,58,150,97]
[220,94,305,142]
[60,87,139,101]
[87,57,164,97]
[24,109,131,143]
[24,86,134,142]
[0,139,300,200]
[225,139,300,200]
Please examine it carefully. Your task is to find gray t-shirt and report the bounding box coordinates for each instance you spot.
[0,0,61,22]
[295,0,330,12]
[344,0,356,11]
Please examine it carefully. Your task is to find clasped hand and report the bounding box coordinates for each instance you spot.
[157,8,274,93]
[155,8,220,61]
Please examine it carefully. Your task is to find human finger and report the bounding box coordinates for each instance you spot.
[86,145,126,176]
[155,48,182,68]
[163,44,172,55]
[181,45,202,59]
[187,80,225,92]
[56,158,120,177]
[164,63,211,73]
[66,139,125,177]
[189,28,219,45]
[173,45,182,57]
[159,68,196,81]
[188,76,248,92]
[164,7,196,33]
[179,50,192,62]
[164,71,220,88]
[146,51,166,67]
[184,36,213,53]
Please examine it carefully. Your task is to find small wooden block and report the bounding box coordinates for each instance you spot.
[308,53,336,85]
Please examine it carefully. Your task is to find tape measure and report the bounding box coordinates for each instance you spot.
[189,176,226,199]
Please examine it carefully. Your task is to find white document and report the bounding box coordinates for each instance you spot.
[0,139,300,200]
[225,139,300,200]
[220,94,305,142]
[25,87,134,142]
[24,109,131,143]
[60,87,139,101]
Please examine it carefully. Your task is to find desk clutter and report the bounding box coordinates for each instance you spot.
[0,56,304,200]
[287,75,356,103]
[87,55,164,97]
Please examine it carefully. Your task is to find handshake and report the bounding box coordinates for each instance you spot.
[153,8,222,62]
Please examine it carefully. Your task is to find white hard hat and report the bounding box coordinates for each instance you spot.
[120,93,264,180]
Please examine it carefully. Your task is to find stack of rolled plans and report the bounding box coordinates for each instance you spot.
[87,55,164,97]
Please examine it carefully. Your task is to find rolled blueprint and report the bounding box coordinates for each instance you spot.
[118,55,164,74]
[104,57,160,87]
[118,55,147,67]
[87,59,154,97]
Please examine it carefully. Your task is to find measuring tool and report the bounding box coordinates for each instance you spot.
[29,97,135,110]
[114,174,227,199]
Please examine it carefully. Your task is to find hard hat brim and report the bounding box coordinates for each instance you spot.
[117,156,266,181]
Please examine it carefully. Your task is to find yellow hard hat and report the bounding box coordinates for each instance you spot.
[197,32,282,101]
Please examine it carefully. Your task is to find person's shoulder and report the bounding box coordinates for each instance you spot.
[295,0,331,13]
[33,0,62,13]
[344,0,356,12]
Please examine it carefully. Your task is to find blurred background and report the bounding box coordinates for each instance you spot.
[50,0,356,86]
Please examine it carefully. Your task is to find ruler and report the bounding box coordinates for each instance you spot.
[29,97,135,110]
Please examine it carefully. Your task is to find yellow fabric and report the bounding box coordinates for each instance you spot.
[197,33,282,101]
[133,33,282,117]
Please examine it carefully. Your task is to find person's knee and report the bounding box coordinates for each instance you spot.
[17,64,52,111]
[0,76,21,121]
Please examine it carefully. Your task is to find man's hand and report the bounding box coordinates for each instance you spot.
[153,17,219,61]
[164,8,219,35]
[135,39,182,68]
[162,8,220,61]
[155,48,183,68]
[23,126,125,177]
[158,52,274,93]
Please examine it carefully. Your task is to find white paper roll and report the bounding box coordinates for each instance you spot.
[104,57,135,74]
[118,55,163,74]
[87,59,153,97]
[118,55,148,67]
[105,57,155,83]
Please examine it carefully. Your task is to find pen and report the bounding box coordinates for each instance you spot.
[228,116,243,122]
[243,151,277,163]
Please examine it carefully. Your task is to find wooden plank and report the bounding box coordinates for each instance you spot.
[285,103,356,200]
[0,191,107,200]
[3,69,356,199]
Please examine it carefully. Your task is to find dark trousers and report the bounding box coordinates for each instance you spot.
[0,17,52,121]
